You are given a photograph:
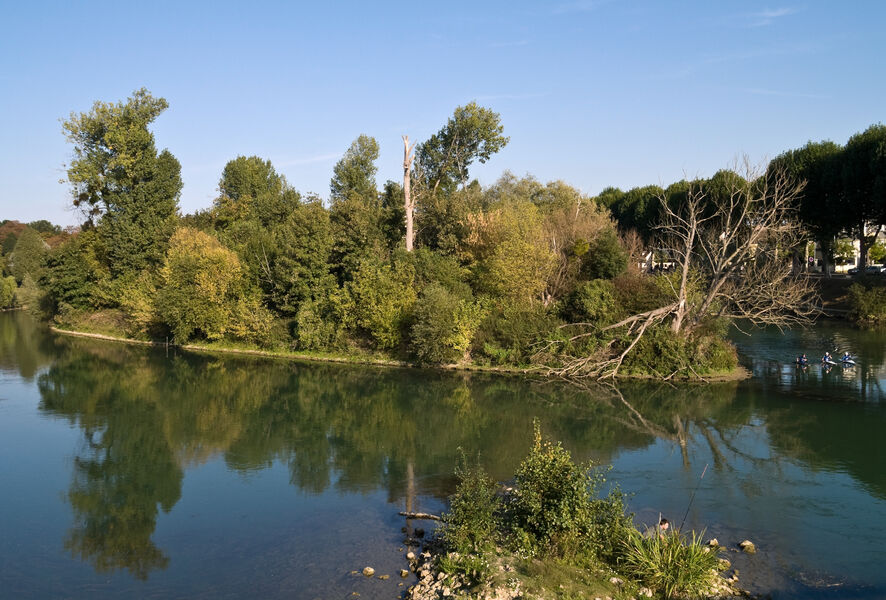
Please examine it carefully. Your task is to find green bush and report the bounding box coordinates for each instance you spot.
[441,452,500,554]
[507,424,624,559]
[341,258,416,350]
[0,275,16,308]
[621,528,719,599]
[293,299,342,351]
[410,284,484,365]
[581,230,627,280]
[474,303,563,366]
[561,279,622,325]
[848,282,886,324]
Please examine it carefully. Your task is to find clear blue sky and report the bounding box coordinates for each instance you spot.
[1,0,884,227]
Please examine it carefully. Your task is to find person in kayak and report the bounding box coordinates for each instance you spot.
[796,354,808,366]
[822,351,833,363]
[841,352,853,362]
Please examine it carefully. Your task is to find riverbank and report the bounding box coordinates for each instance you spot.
[48,325,750,383]
[402,540,751,600]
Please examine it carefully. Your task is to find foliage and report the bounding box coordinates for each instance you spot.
[507,424,625,559]
[581,229,628,280]
[9,227,48,283]
[341,258,416,350]
[410,283,484,365]
[155,228,271,344]
[63,88,181,276]
[848,282,886,324]
[0,275,16,308]
[869,242,886,264]
[561,279,621,326]
[621,528,719,599]
[417,102,509,195]
[41,230,109,311]
[474,303,562,366]
[441,452,500,554]
[466,200,556,303]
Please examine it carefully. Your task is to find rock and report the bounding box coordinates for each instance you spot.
[718,557,732,571]
[738,540,756,554]
[378,574,389,580]
[442,586,451,597]
[362,566,375,577]
[708,538,720,547]
[400,569,409,578]
[639,586,653,597]
[406,551,416,561]
[609,576,624,586]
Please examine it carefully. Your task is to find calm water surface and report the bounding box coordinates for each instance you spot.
[0,312,884,599]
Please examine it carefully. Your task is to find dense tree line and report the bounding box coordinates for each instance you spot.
[26,91,885,377]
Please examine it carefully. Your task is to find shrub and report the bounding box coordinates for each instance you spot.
[474,303,563,366]
[507,424,603,558]
[410,284,484,365]
[156,228,272,344]
[441,452,500,554]
[621,528,719,599]
[293,298,341,351]
[581,229,627,280]
[0,275,16,308]
[341,258,416,350]
[561,279,621,325]
[848,282,886,324]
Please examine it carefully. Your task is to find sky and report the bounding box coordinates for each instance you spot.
[1,0,884,227]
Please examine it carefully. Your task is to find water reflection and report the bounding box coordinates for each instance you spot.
[2,314,882,598]
[33,336,758,580]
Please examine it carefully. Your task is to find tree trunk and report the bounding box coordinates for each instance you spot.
[403,136,415,252]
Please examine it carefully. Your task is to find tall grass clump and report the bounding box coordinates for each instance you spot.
[621,528,719,599]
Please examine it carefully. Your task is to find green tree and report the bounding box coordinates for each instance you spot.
[9,227,48,283]
[214,155,296,228]
[330,134,379,204]
[410,283,484,365]
[40,230,109,311]
[341,257,416,350]
[840,124,886,268]
[63,88,182,276]
[417,102,510,195]
[769,141,843,274]
[155,228,271,343]
[0,276,16,308]
[329,136,387,280]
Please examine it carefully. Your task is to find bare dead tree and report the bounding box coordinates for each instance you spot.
[549,159,819,380]
[402,135,417,251]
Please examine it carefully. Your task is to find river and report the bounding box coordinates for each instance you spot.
[0,312,883,599]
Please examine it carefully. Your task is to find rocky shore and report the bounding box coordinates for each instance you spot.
[399,536,755,600]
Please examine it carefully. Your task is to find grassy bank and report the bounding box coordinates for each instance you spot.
[49,323,749,383]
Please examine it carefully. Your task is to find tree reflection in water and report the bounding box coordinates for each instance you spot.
[33,330,885,582]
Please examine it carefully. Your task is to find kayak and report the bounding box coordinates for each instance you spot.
[822,359,837,365]
[842,359,857,366]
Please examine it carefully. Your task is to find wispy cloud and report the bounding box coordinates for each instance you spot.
[746,7,798,27]
[657,42,819,79]
[742,87,828,99]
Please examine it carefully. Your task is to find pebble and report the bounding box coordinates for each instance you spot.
[738,539,757,554]
[362,566,375,577]
[400,569,409,578]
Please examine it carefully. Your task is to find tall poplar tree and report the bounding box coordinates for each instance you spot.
[63,88,182,277]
